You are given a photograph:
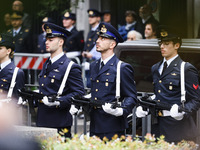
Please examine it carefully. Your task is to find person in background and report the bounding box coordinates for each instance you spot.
[136,26,200,143]
[82,9,101,87]
[118,10,143,41]
[37,23,84,138]
[126,30,143,41]
[138,4,159,37]
[1,13,12,33]
[144,22,157,39]
[7,11,32,53]
[0,33,24,101]
[62,11,84,58]
[12,0,32,29]
[89,22,137,140]
[36,17,54,53]
[102,10,111,24]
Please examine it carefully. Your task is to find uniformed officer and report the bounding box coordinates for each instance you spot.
[82,9,101,60]
[0,33,25,101]
[89,22,137,140]
[62,12,84,56]
[136,26,200,143]
[7,11,32,53]
[37,23,84,138]
[37,17,54,53]
[82,9,102,87]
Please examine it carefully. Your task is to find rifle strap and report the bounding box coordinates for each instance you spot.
[116,60,122,101]
[57,61,74,97]
[7,67,19,98]
[180,61,186,105]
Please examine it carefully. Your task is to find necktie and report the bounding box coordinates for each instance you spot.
[46,60,52,70]
[161,61,167,75]
[100,61,104,70]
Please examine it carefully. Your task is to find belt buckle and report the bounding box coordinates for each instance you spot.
[158,110,163,116]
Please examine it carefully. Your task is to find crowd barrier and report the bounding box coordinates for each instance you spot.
[14,52,82,85]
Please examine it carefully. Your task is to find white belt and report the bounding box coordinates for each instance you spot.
[158,110,171,117]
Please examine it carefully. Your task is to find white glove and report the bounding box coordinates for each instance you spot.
[42,96,60,107]
[17,97,27,105]
[83,93,91,99]
[136,106,148,118]
[102,103,123,117]
[170,104,185,120]
[69,105,79,115]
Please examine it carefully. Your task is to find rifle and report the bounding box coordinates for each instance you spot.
[17,88,61,115]
[71,95,126,109]
[138,96,191,116]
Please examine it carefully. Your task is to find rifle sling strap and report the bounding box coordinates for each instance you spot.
[57,61,74,97]
[7,67,19,98]
[180,61,186,105]
[116,60,122,101]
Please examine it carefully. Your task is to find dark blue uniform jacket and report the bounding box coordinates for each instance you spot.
[37,54,84,128]
[0,62,24,100]
[151,56,200,142]
[89,55,137,133]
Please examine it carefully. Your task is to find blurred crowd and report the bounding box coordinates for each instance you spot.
[0,1,160,56]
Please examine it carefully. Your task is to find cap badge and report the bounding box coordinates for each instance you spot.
[46,26,52,33]
[160,31,168,37]
[43,17,48,22]
[64,12,70,17]
[89,11,94,15]
[101,25,107,33]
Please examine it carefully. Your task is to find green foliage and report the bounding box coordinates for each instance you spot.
[40,133,198,150]
[37,0,70,17]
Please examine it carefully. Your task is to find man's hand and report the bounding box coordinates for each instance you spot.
[42,96,60,107]
[170,104,185,120]
[135,106,148,118]
[102,103,123,117]
[69,105,79,115]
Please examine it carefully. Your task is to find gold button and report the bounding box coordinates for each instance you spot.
[44,75,46,78]
[41,84,44,86]
[106,79,108,81]
[158,100,160,102]
[41,92,43,94]
[96,89,98,92]
[170,82,172,84]
[53,75,55,78]
[1,84,3,87]
[96,80,99,83]
[159,80,162,83]
[158,90,161,93]
[95,97,97,100]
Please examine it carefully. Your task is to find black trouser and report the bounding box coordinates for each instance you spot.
[57,126,71,138]
[90,131,125,140]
